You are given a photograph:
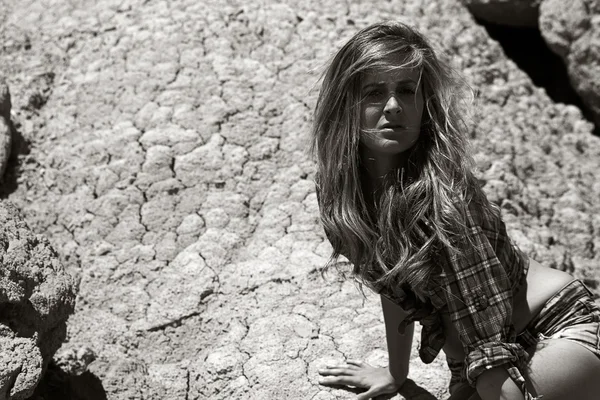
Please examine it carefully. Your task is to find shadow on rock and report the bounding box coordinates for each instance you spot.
[398,379,439,400]
[329,379,439,400]
[29,362,107,400]
[0,118,31,198]
[335,385,399,400]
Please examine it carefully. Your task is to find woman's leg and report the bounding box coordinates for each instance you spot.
[447,381,479,400]
[522,338,600,400]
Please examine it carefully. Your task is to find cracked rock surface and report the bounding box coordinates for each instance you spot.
[0,0,599,399]
[0,201,76,399]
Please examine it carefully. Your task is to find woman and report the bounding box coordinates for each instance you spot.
[311,21,600,400]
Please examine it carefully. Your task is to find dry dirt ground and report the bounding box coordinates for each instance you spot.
[1,0,599,399]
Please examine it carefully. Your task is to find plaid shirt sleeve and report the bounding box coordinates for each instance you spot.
[437,206,539,399]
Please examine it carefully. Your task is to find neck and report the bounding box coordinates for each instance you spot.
[360,147,408,194]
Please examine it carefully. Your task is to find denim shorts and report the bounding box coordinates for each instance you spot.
[448,279,600,393]
[515,279,600,358]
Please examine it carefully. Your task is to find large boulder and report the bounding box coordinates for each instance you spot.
[0,201,76,399]
[539,0,600,126]
[460,0,539,26]
[0,79,11,179]
[459,0,600,128]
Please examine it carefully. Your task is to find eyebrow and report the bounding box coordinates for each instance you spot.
[361,79,418,89]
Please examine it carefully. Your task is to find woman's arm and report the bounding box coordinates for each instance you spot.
[317,296,413,399]
[381,294,414,384]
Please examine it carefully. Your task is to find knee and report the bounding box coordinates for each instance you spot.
[524,338,600,400]
[475,368,524,400]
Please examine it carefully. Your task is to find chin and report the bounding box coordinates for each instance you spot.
[359,136,419,157]
[381,140,418,155]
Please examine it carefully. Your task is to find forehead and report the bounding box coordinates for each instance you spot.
[361,53,422,85]
[362,67,421,86]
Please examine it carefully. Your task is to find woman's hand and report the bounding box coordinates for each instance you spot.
[318,359,405,400]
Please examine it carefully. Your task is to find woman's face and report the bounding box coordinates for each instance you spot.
[359,62,424,156]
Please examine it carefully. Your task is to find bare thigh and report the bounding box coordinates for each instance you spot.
[524,338,600,400]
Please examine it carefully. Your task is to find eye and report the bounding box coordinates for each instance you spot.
[365,90,383,98]
[397,87,416,95]
[362,90,386,104]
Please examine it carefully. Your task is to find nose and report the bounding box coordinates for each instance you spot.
[383,95,401,115]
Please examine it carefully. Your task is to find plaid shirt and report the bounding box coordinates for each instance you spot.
[380,204,539,399]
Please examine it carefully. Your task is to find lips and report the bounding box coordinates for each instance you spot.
[380,123,406,129]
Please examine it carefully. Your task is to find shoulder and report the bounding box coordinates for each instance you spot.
[464,198,502,229]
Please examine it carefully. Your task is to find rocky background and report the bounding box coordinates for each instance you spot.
[465,0,600,132]
[0,0,599,399]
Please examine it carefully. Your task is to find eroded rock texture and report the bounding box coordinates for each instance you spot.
[539,0,600,126]
[0,0,599,399]
[0,201,76,399]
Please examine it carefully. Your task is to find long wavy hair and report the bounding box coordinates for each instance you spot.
[310,21,499,299]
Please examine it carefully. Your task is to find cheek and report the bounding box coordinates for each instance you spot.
[409,98,425,123]
[417,95,425,118]
[361,106,380,128]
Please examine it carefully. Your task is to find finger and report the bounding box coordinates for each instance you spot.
[356,387,379,400]
[318,375,366,388]
[318,368,355,376]
[323,364,352,369]
[347,359,369,368]
[327,362,360,370]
